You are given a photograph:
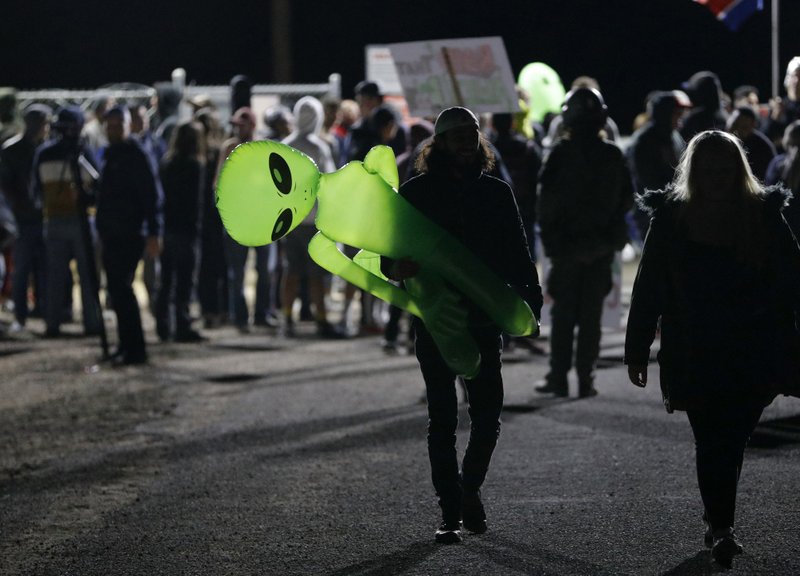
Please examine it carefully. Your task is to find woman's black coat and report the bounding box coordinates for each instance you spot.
[624,187,800,412]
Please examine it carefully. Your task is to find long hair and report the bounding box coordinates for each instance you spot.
[164,120,206,164]
[414,132,495,175]
[669,130,766,266]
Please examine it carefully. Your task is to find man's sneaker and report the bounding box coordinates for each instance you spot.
[434,520,462,544]
[317,321,347,339]
[461,491,488,534]
[175,329,205,343]
[711,528,743,568]
[534,378,568,397]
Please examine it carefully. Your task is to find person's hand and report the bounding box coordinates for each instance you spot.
[388,257,420,281]
[145,235,162,259]
[627,364,648,388]
[769,96,784,120]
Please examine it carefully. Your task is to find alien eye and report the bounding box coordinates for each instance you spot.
[269,153,292,195]
[272,208,293,241]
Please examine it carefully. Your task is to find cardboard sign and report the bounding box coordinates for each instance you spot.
[386,37,519,117]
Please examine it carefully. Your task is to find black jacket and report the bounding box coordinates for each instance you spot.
[96,139,161,239]
[626,123,685,199]
[160,156,204,236]
[624,187,800,412]
[537,136,634,261]
[397,168,542,322]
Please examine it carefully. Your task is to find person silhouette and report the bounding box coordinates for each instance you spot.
[625,130,800,568]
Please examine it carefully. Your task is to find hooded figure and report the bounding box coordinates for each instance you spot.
[282,96,336,225]
[680,71,728,140]
[278,95,342,338]
[626,92,687,237]
[627,92,686,195]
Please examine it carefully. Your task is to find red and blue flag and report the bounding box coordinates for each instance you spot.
[694,0,764,31]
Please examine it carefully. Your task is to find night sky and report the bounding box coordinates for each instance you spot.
[3,0,799,133]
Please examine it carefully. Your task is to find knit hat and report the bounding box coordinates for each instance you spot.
[354,80,382,98]
[52,105,85,132]
[434,106,479,135]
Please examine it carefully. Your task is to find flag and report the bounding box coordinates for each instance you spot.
[694,0,764,31]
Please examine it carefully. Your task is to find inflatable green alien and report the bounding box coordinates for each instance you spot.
[216,140,538,378]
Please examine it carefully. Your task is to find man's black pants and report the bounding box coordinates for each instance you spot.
[102,234,146,359]
[414,321,504,521]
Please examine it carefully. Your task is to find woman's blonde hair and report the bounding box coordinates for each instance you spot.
[669,130,767,266]
[670,130,763,203]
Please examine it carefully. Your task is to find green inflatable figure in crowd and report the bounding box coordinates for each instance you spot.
[215,141,538,378]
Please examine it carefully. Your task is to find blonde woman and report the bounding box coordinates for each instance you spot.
[624,130,800,568]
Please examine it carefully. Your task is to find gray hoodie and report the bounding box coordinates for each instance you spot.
[282,96,335,224]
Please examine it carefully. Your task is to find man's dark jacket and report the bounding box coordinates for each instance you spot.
[537,136,633,261]
[96,139,161,239]
[397,168,542,323]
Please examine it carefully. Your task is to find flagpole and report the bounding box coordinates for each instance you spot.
[772,0,780,98]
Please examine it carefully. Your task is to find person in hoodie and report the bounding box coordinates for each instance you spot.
[626,91,688,241]
[680,71,729,141]
[625,130,800,569]
[280,95,343,338]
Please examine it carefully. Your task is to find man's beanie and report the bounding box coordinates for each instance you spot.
[434,106,479,135]
[52,105,85,132]
[22,103,52,128]
[354,80,382,98]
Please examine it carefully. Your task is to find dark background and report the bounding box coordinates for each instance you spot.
[3,0,798,134]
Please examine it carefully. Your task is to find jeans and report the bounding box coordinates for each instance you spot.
[224,233,249,327]
[198,227,228,318]
[44,218,101,334]
[12,221,46,325]
[224,233,275,327]
[414,320,504,519]
[155,232,197,336]
[547,254,613,385]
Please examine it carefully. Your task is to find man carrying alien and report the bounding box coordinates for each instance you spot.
[216,106,542,544]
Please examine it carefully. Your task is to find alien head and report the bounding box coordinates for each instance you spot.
[216,140,321,246]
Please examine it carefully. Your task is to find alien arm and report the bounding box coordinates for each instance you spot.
[307,232,423,318]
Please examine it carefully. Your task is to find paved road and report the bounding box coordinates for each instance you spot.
[2,315,800,575]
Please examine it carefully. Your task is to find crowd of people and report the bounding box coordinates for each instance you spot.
[1,63,799,361]
[2,60,800,566]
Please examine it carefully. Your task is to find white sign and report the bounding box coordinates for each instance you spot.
[365,45,404,96]
[386,37,519,117]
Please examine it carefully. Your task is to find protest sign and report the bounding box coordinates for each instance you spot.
[386,37,519,117]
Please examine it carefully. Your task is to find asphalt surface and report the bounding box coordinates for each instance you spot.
[2,302,800,575]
